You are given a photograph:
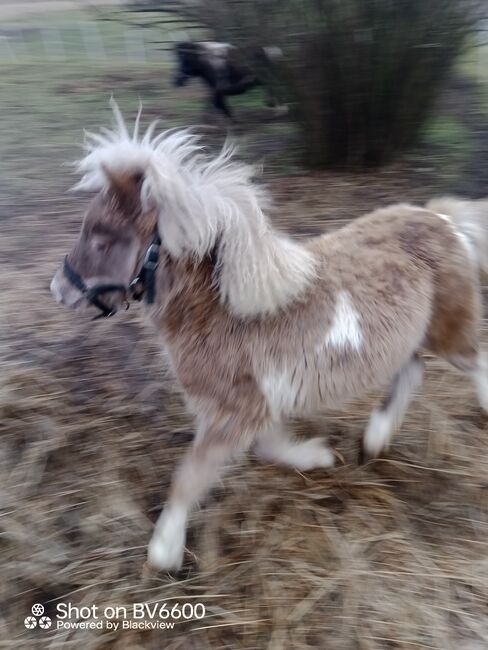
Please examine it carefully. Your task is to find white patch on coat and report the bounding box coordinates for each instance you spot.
[202,41,234,57]
[435,212,476,264]
[260,370,298,420]
[262,46,283,60]
[322,291,363,351]
[201,42,234,70]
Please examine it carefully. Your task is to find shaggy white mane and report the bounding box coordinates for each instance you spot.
[75,100,317,317]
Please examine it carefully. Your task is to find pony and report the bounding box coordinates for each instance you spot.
[51,102,488,571]
[173,41,287,120]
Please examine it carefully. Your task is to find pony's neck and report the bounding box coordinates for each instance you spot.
[157,179,318,318]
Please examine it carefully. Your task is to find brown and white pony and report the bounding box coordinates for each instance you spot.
[51,103,488,571]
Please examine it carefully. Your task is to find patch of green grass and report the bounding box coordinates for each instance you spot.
[460,39,488,83]
[231,87,270,110]
[418,114,473,181]
[424,116,472,154]
[458,38,488,112]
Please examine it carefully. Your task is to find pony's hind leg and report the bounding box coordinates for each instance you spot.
[363,355,424,460]
[425,259,486,408]
[447,351,488,412]
[254,423,335,471]
[426,279,488,411]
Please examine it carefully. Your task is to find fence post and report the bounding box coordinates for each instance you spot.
[80,22,106,63]
[124,29,147,64]
[0,36,17,64]
[42,27,66,61]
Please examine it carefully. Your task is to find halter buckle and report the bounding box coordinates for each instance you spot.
[143,243,160,271]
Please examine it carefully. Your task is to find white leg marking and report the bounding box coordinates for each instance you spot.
[147,438,247,571]
[363,357,424,458]
[255,426,334,471]
[363,410,396,458]
[147,504,187,571]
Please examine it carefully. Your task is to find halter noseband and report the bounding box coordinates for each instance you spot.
[63,233,161,320]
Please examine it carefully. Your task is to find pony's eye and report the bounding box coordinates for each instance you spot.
[92,237,113,253]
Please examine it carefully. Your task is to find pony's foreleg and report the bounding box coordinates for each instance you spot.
[147,434,249,571]
[363,355,424,459]
[255,423,335,471]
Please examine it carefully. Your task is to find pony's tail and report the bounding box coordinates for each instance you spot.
[426,196,488,274]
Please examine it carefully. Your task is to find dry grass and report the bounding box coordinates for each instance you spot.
[2,170,488,650]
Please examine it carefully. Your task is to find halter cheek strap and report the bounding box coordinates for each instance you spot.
[62,233,161,320]
[62,257,127,319]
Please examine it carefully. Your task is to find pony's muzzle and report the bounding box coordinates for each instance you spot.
[50,268,84,308]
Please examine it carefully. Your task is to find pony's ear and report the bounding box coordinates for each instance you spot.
[102,165,145,212]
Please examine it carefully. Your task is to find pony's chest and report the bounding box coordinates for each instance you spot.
[162,316,251,391]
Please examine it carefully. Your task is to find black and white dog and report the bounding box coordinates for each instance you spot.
[173,41,287,120]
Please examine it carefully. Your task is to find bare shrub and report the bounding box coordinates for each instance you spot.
[136,0,482,168]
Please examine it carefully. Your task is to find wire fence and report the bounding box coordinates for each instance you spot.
[0,18,201,65]
[0,12,486,82]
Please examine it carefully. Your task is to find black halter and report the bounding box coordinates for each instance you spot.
[63,233,161,320]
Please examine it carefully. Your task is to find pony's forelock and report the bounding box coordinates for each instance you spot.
[73,100,207,195]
